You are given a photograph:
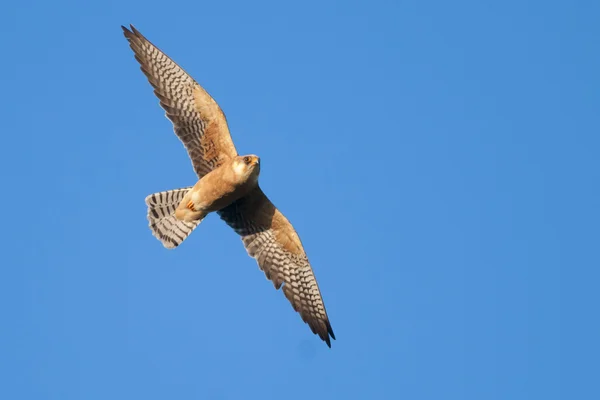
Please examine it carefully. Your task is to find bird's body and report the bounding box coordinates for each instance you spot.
[175,155,260,222]
[122,25,335,347]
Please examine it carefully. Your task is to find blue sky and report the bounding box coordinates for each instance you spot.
[1,0,598,398]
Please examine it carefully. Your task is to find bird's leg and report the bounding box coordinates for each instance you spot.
[186,201,196,211]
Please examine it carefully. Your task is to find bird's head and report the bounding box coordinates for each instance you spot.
[233,154,261,181]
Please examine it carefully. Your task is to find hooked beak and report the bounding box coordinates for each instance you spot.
[251,156,260,166]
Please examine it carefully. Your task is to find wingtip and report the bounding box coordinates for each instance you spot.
[121,24,133,39]
[321,321,335,348]
[121,24,139,38]
[327,320,336,340]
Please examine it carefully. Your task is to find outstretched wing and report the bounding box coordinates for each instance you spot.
[122,25,237,178]
[218,187,336,347]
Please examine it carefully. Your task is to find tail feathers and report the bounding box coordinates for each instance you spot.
[145,188,202,249]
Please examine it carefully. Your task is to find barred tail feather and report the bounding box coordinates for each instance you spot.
[145,188,202,249]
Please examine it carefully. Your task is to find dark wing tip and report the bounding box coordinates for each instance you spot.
[323,320,335,348]
[312,318,335,348]
[121,24,133,37]
[327,320,336,340]
[121,24,144,41]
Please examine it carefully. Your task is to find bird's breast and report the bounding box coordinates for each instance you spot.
[188,167,257,213]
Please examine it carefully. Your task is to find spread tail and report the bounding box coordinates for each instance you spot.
[145,188,203,249]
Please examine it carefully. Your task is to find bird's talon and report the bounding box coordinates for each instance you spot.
[186,201,196,211]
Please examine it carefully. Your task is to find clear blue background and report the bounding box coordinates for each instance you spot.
[1,1,598,399]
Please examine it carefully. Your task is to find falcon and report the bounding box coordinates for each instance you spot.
[122,25,335,347]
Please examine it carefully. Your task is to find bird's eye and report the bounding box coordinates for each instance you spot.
[243,156,251,164]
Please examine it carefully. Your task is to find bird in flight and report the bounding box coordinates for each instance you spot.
[121,25,335,347]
